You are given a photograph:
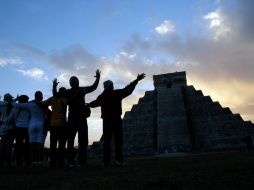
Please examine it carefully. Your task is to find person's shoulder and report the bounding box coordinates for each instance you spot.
[58,97,68,103]
[0,101,8,106]
[114,89,124,94]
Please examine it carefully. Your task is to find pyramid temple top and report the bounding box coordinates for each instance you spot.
[153,71,187,89]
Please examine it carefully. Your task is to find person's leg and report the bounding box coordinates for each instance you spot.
[103,119,113,165]
[30,143,37,165]
[0,137,5,166]
[114,118,123,163]
[77,119,88,165]
[67,118,78,165]
[58,125,67,166]
[50,127,58,167]
[38,143,44,164]
[0,139,2,166]
[24,128,31,166]
[15,128,23,166]
[29,125,38,165]
[6,133,14,166]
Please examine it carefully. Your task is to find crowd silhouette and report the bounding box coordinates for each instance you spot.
[0,70,145,167]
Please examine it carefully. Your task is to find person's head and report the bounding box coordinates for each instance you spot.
[59,87,66,93]
[103,80,114,91]
[17,95,29,103]
[35,91,43,101]
[4,93,13,103]
[69,76,79,88]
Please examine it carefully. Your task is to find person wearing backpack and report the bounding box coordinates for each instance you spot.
[88,73,145,166]
[53,70,100,166]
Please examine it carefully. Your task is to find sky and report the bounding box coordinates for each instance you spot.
[0,0,254,146]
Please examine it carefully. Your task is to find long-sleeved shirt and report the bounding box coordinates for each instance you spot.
[89,79,138,119]
[7,107,31,128]
[13,102,46,127]
[0,101,13,122]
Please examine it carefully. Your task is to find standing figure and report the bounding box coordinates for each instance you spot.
[0,93,15,166]
[13,91,46,167]
[8,95,31,166]
[43,86,68,167]
[53,70,100,165]
[88,73,145,166]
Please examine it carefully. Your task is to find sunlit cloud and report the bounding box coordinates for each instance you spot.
[204,9,231,40]
[0,56,23,67]
[17,67,48,80]
[155,20,175,35]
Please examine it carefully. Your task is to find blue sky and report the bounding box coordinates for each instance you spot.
[1,0,254,145]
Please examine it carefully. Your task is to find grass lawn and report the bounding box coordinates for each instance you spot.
[1,151,254,190]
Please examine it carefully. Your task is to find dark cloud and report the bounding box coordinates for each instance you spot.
[49,44,100,72]
[225,0,254,41]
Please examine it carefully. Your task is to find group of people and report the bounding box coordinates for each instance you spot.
[0,70,145,167]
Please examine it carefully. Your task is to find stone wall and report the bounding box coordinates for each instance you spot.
[123,91,156,155]
[122,71,254,155]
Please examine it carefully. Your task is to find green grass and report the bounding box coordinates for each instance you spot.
[1,151,254,190]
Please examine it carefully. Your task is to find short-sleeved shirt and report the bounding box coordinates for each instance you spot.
[43,97,68,126]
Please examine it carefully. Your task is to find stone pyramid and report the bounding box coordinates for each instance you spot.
[123,71,254,155]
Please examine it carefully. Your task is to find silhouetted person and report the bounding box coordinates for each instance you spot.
[43,86,68,167]
[13,91,46,167]
[53,70,100,165]
[0,93,15,166]
[88,73,146,166]
[8,95,31,166]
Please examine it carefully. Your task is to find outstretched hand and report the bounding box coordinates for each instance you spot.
[137,73,146,81]
[53,78,59,86]
[94,69,101,78]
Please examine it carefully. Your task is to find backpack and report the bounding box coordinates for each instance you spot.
[44,108,52,134]
[84,104,91,118]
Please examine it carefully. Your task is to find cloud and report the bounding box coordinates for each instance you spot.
[0,56,23,67]
[15,0,253,124]
[49,44,102,86]
[155,20,175,35]
[224,0,254,41]
[204,9,231,40]
[17,67,48,80]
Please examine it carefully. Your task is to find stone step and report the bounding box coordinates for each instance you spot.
[187,95,213,105]
[184,85,196,96]
[233,114,244,121]
[137,98,155,105]
[244,121,254,128]
[144,91,155,98]
[212,113,243,122]
[221,107,232,114]
[195,90,204,96]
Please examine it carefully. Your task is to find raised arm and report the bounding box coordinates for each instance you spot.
[88,94,102,108]
[119,73,146,99]
[41,97,53,107]
[81,69,101,94]
[52,78,59,97]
